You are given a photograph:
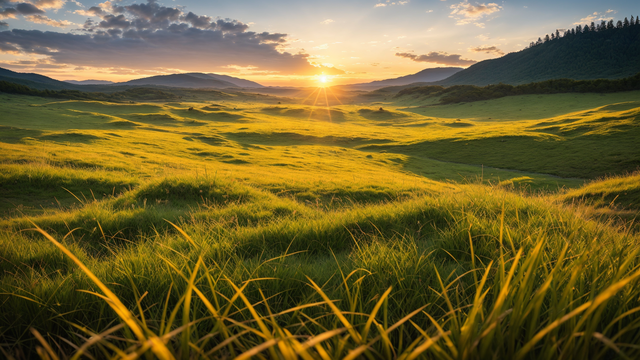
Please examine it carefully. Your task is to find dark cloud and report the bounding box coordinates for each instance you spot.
[107,28,122,37]
[124,1,181,30]
[86,6,106,17]
[215,19,248,33]
[98,14,130,29]
[0,40,18,52]
[15,3,45,15]
[0,28,339,75]
[469,45,504,56]
[0,21,7,30]
[254,32,287,43]
[396,52,477,66]
[0,0,343,75]
[0,8,17,19]
[181,12,212,29]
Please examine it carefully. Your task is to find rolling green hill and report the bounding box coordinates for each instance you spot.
[1,84,639,358]
[438,21,640,86]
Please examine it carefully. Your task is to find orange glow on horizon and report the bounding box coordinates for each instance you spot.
[316,74,333,87]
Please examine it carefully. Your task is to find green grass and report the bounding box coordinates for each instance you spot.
[0,90,639,359]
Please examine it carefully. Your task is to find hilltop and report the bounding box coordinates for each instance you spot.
[121,73,264,89]
[340,67,463,90]
[437,19,640,86]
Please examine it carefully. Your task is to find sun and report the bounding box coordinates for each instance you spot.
[318,75,328,86]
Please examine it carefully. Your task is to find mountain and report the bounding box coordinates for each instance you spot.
[0,67,81,90]
[342,67,463,90]
[183,73,264,88]
[0,67,265,92]
[120,74,237,88]
[119,73,264,89]
[65,80,114,85]
[437,23,640,86]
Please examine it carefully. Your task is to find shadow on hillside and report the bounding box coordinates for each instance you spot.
[224,131,392,148]
[0,126,43,144]
[38,132,103,144]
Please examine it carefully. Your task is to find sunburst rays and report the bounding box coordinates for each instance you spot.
[302,76,343,122]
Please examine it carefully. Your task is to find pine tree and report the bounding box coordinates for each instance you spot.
[576,24,582,33]
[590,22,596,31]
[544,34,550,42]
[555,29,560,38]
[623,17,630,27]
[608,20,614,29]
[616,20,623,28]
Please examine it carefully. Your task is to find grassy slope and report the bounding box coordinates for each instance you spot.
[1,91,639,358]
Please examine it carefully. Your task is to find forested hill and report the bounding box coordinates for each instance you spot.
[438,18,640,86]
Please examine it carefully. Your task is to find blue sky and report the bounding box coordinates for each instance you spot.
[0,0,637,85]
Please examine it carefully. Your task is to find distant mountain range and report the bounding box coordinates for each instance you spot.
[0,68,264,91]
[340,67,463,90]
[65,80,115,85]
[1,23,639,94]
[121,73,264,88]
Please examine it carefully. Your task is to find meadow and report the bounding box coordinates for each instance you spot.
[1,88,639,359]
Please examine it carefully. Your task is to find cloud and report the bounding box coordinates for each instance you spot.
[396,51,477,66]
[0,20,7,29]
[320,19,333,24]
[375,1,408,8]
[0,8,18,19]
[469,45,503,56]
[181,11,211,28]
[1,2,54,20]
[449,2,502,27]
[25,14,74,27]
[74,6,107,17]
[573,11,615,25]
[15,3,45,15]
[0,0,343,76]
[31,0,67,10]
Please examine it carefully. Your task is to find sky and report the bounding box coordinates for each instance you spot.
[0,0,637,86]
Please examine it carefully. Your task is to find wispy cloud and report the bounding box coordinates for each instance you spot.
[396,51,477,66]
[26,14,75,27]
[469,45,504,56]
[31,0,67,10]
[573,11,615,25]
[375,1,409,8]
[449,2,502,27]
[320,19,334,24]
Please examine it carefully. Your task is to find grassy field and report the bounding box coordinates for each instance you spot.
[1,89,639,359]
